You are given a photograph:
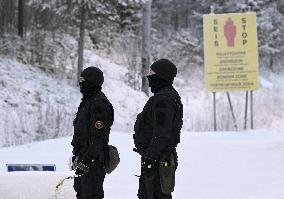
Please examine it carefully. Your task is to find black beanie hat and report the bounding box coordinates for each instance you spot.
[150,59,177,83]
[81,66,104,87]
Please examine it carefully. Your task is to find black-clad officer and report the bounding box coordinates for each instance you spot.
[134,59,183,199]
[71,67,114,199]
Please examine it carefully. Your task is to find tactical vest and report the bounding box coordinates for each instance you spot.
[156,89,183,144]
[134,87,183,151]
[155,88,183,144]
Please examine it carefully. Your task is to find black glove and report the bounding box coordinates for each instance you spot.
[75,156,93,176]
[75,161,90,176]
[141,156,157,180]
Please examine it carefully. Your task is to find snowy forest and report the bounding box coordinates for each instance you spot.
[1,0,284,147]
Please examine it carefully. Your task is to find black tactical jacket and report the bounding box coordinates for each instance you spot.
[71,91,114,160]
[134,86,183,159]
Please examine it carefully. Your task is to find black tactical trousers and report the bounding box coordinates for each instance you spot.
[74,161,106,199]
[138,163,172,199]
[138,150,178,199]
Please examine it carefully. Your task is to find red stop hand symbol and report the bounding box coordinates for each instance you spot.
[224,18,236,47]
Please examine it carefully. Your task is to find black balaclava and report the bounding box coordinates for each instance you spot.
[148,59,177,93]
[79,66,104,99]
[147,74,170,93]
[150,59,177,84]
[79,80,101,99]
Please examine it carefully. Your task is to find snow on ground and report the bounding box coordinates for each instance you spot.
[0,129,284,199]
[2,51,284,147]
[84,50,147,131]
[0,57,80,146]
[0,54,147,147]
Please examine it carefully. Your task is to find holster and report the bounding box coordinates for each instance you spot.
[159,151,176,194]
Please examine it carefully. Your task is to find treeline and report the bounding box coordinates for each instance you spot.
[0,0,143,81]
[0,0,284,85]
[0,0,142,37]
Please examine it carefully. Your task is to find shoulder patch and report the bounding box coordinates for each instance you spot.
[94,121,104,130]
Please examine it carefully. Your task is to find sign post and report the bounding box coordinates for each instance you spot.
[203,12,259,130]
[213,92,217,131]
[250,90,254,129]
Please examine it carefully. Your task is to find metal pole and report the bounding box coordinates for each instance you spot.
[250,91,254,129]
[244,91,248,130]
[226,92,238,130]
[213,92,217,131]
[211,6,216,132]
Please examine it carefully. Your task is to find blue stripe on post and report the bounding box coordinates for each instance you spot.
[6,164,56,172]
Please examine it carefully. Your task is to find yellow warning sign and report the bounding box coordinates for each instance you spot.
[203,12,259,92]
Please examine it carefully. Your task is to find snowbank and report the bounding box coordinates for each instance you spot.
[0,58,80,146]
[0,54,146,147]
[1,49,284,147]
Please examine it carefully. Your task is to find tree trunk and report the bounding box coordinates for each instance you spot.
[18,0,24,38]
[141,0,152,96]
[77,6,86,84]
[185,0,190,28]
[173,0,179,31]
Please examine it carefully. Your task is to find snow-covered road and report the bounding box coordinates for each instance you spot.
[0,130,284,199]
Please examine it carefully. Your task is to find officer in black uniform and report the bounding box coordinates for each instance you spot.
[134,59,183,199]
[71,66,114,199]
